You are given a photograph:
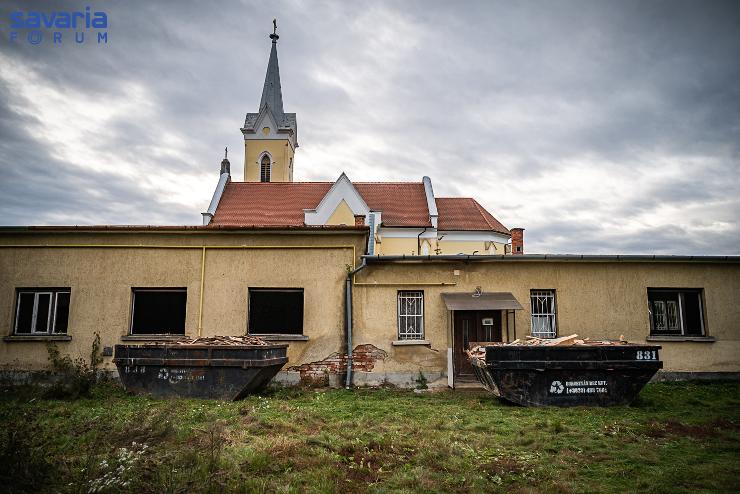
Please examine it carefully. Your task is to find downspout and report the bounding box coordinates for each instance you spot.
[417,227,427,255]
[345,258,367,389]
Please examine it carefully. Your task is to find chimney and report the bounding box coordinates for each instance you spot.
[511,228,524,255]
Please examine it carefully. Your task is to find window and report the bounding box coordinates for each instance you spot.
[397,291,424,340]
[530,290,557,338]
[260,155,271,182]
[14,288,70,335]
[130,288,187,335]
[248,288,304,335]
[648,289,705,336]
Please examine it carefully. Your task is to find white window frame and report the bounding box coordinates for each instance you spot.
[530,289,557,339]
[397,290,424,340]
[14,289,70,335]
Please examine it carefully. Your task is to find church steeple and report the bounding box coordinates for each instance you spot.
[259,20,285,121]
[241,19,298,183]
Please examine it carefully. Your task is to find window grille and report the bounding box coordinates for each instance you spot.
[648,289,705,336]
[530,290,557,339]
[260,155,271,182]
[397,291,424,340]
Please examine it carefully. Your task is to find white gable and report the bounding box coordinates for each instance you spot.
[304,173,370,225]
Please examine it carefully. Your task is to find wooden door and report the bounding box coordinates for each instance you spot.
[454,310,502,377]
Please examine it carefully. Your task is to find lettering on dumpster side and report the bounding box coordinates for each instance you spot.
[549,379,608,395]
[157,368,206,384]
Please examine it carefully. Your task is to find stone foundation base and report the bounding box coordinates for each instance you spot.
[271,370,444,389]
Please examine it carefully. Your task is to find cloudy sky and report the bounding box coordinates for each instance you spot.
[1,0,738,254]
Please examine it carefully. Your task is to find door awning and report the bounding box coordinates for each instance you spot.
[441,292,524,311]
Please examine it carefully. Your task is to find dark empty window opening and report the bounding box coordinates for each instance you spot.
[648,288,705,337]
[130,288,187,335]
[248,288,304,335]
[14,288,71,335]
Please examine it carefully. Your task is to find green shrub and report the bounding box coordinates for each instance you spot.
[44,332,103,399]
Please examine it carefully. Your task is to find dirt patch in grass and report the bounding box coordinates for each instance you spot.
[643,418,738,439]
[482,456,526,477]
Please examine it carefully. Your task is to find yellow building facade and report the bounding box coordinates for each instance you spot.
[1,229,738,387]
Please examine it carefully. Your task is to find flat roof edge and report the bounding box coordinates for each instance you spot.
[0,225,369,234]
[362,254,740,263]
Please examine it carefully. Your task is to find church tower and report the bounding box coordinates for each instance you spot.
[241,21,298,182]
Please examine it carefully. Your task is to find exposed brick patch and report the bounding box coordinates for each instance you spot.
[287,344,388,385]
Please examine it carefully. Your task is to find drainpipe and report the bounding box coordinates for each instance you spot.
[345,258,367,389]
[417,227,428,255]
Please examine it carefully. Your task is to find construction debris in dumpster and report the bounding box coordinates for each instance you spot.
[466,334,628,362]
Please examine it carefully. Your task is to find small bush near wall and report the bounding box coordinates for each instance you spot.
[44,332,103,399]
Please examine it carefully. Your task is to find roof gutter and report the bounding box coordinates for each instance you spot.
[345,258,368,389]
[361,254,740,263]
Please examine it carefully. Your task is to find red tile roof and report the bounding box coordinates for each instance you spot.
[354,182,431,227]
[210,181,508,234]
[435,198,510,235]
[211,182,331,227]
[211,181,432,227]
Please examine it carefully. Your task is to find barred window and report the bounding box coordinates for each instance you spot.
[648,289,705,336]
[397,291,424,340]
[530,290,557,339]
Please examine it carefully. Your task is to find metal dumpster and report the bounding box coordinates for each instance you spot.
[113,343,288,400]
[471,344,662,406]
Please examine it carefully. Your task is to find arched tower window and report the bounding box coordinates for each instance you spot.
[260,155,271,182]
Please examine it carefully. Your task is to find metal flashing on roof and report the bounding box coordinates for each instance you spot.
[442,292,524,311]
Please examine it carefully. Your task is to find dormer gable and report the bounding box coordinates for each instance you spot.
[304,173,370,225]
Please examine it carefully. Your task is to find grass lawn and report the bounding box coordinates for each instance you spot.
[0,381,738,493]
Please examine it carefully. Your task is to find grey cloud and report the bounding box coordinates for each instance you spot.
[0,0,738,254]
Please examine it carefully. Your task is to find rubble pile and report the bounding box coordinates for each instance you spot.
[467,334,629,361]
[173,335,270,346]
